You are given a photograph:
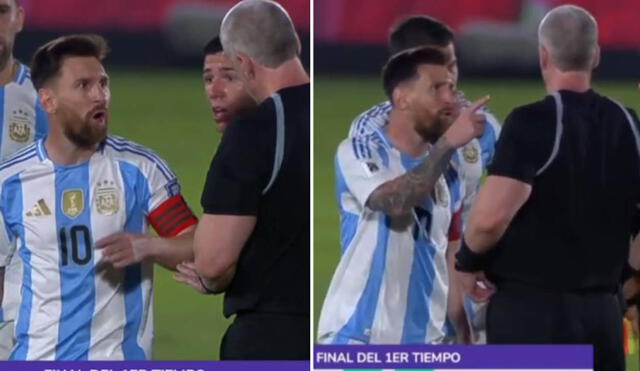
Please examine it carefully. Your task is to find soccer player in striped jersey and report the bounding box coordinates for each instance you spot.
[0,0,47,161]
[349,16,501,222]
[0,34,197,360]
[0,0,49,359]
[317,47,488,344]
[346,15,501,344]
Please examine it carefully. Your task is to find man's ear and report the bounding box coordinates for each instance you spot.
[591,45,600,70]
[236,52,255,81]
[539,45,549,70]
[393,85,410,111]
[16,8,24,33]
[39,87,57,115]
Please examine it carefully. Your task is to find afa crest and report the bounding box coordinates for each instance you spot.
[95,180,119,216]
[62,189,84,219]
[9,121,30,143]
[462,143,479,164]
[9,109,32,143]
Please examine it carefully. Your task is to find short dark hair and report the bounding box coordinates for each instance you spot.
[382,47,448,101]
[31,34,109,90]
[388,15,454,55]
[203,36,223,56]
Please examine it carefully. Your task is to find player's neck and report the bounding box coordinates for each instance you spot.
[44,130,99,166]
[544,69,592,94]
[254,59,308,102]
[0,57,17,86]
[387,110,430,157]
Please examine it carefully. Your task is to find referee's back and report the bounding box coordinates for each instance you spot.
[488,89,640,291]
[221,84,310,316]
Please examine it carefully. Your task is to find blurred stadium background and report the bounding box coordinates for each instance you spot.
[12,0,309,360]
[314,0,640,368]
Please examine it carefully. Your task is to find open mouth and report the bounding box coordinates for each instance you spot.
[91,110,107,122]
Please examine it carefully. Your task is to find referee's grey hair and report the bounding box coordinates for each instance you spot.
[538,5,598,72]
[220,0,298,68]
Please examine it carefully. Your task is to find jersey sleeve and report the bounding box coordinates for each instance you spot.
[200,110,272,215]
[488,104,555,184]
[335,136,398,208]
[347,101,392,138]
[142,154,197,237]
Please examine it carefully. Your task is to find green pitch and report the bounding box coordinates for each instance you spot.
[314,76,640,370]
[107,68,229,359]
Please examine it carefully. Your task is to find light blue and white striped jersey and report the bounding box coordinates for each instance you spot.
[346,99,501,344]
[0,63,48,161]
[317,127,465,344]
[0,135,181,360]
[0,62,48,358]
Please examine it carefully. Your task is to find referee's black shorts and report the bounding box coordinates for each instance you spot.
[486,282,623,371]
[220,311,309,360]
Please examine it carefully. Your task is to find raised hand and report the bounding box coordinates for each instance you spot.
[443,95,490,148]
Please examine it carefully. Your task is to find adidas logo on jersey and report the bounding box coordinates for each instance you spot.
[26,199,51,217]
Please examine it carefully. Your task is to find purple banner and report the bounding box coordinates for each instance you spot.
[315,345,593,369]
[0,361,309,371]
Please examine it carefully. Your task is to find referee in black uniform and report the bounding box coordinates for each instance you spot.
[455,5,640,371]
[190,0,309,360]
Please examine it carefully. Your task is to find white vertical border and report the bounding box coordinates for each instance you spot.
[309,0,316,365]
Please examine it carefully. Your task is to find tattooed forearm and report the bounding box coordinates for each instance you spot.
[366,136,456,216]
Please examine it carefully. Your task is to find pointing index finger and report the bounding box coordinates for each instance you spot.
[469,95,490,112]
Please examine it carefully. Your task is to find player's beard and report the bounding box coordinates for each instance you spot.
[60,108,108,149]
[414,110,453,144]
[0,39,13,72]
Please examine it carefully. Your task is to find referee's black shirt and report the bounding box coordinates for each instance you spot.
[201,83,310,317]
[487,89,640,292]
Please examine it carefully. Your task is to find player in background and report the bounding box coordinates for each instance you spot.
[172,35,256,290]
[202,36,255,133]
[317,47,488,344]
[0,34,196,360]
[0,0,47,160]
[346,15,500,343]
[0,0,49,360]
